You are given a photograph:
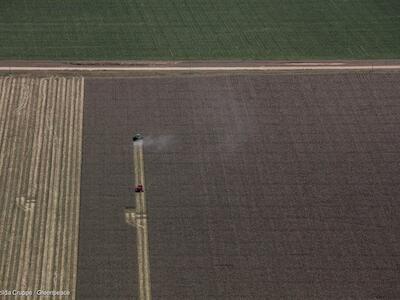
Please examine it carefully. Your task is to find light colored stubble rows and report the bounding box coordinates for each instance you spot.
[0,76,84,299]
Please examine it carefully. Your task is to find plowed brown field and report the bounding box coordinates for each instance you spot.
[79,73,400,299]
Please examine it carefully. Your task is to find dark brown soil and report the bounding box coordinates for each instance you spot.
[78,73,400,299]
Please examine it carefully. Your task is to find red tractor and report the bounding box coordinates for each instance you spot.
[135,184,144,193]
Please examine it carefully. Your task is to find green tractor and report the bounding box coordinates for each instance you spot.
[133,133,144,142]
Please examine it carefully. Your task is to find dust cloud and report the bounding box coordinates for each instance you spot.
[142,135,175,151]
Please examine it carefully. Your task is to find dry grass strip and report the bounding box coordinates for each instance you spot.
[0,76,84,299]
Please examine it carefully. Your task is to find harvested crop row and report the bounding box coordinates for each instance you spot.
[0,76,84,299]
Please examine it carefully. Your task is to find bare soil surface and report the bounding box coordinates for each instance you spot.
[79,73,400,299]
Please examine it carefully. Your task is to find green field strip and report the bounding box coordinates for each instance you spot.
[0,0,399,60]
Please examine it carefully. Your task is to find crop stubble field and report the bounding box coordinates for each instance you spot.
[0,76,84,298]
[78,72,400,299]
[0,0,400,60]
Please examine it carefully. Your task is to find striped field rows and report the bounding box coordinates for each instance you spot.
[0,76,84,298]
